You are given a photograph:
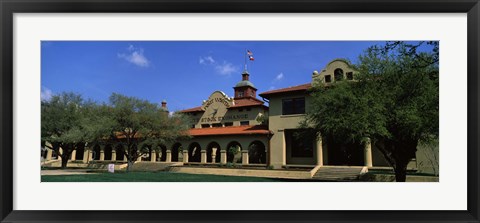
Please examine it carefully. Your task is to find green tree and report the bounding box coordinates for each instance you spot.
[41,93,100,168]
[305,42,439,181]
[104,93,190,171]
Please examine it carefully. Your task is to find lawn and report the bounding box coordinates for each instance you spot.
[41,171,284,182]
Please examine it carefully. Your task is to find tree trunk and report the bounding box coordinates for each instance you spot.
[126,160,134,172]
[60,155,69,169]
[394,163,408,182]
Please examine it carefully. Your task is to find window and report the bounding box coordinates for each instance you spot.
[325,75,332,83]
[212,123,223,128]
[238,108,244,112]
[285,129,315,158]
[334,68,344,81]
[240,121,249,126]
[201,124,210,128]
[191,124,196,128]
[238,92,244,97]
[346,72,353,80]
[282,97,305,115]
[224,122,233,127]
[246,108,251,111]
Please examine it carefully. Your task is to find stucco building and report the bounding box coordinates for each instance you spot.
[44,59,429,172]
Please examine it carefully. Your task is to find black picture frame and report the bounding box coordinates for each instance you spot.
[1,0,479,222]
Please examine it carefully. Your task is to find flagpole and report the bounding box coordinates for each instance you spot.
[244,48,247,71]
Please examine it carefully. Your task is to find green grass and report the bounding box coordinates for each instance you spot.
[41,172,284,182]
[366,170,438,177]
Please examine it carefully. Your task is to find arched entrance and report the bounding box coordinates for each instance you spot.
[172,143,182,162]
[226,141,242,163]
[104,144,113,161]
[248,141,266,164]
[75,145,85,160]
[140,144,151,161]
[115,144,126,161]
[206,142,221,163]
[159,145,167,161]
[93,144,101,160]
[188,142,201,163]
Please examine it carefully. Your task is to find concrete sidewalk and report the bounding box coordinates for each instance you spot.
[41,169,99,176]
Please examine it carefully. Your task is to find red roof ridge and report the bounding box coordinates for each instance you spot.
[259,83,311,97]
[178,106,202,113]
[188,125,271,136]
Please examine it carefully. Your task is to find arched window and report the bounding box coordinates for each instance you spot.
[248,141,266,164]
[206,142,221,163]
[334,68,344,81]
[188,142,202,162]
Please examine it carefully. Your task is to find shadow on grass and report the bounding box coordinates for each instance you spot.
[41,171,295,182]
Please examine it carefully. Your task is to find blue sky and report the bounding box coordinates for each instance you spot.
[41,41,420,112]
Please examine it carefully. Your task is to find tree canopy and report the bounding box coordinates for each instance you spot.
[41,93,93,168]
[102,93,190,171]
[305,41,439,181]
[41,92,191,170]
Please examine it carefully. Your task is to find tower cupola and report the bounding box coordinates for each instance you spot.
[234,70,257,99]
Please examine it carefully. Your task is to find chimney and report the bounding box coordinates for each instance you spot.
[161,100,167,108]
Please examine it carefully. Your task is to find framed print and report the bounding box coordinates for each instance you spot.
[1,0,479,222]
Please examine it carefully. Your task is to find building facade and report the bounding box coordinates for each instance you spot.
[44,59,426,171]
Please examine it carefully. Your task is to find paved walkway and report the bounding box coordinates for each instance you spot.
[41,169,98,176]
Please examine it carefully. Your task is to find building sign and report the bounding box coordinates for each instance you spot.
[196,91,249,124]
[201,91,233,110]
[199,114,249,123]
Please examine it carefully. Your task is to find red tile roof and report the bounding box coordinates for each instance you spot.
[188,125,271,136]
[259,83,311,98]
[178,97,267,113]
[231,97,265,108]
[178,106,203,113]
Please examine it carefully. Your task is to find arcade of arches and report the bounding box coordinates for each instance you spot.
[43,137,269,165]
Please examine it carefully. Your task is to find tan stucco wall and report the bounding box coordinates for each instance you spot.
[190,106,267,128]
[312,59,356,86]
[267,92,318,168]
[415,142,439,175]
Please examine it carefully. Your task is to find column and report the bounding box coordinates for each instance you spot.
[123,154,128,162]
[200,150,207,163]
[211,148,217,164]
[58,148,63,159]
[183,150,189,163]
[99,145,105,161]
[111,150,117,161]
[83,149,89,163]
[220,150,227,164]
[242,150,249,165]
[70,150,76,161]
[88,150,93,162]
[151,151,157,162]
[316,135,323,166]
[364,138,373,168]
[46,149,53,161]
[166,150,172,162]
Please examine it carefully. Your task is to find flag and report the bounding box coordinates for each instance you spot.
[247,50,254,61]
